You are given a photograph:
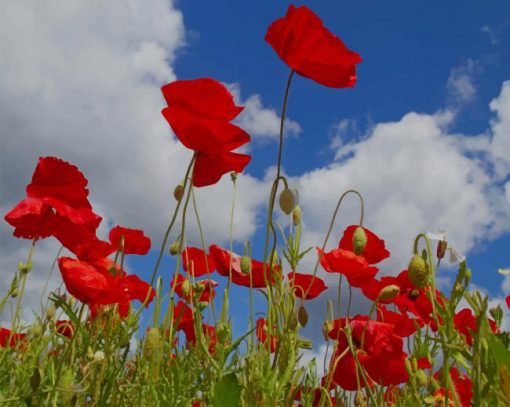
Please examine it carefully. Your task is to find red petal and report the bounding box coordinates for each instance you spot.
[27,157,92,209]
[339,225,390,265]
[193,152,251,187]
[109,226,151,255]
[182,247,215,277]
[161,78,243,121]
[288,271,327,300]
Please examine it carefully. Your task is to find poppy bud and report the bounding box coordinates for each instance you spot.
[408,255,430,289]
[216,322,232,343]
[173,183,184,202]
[18,261,31,274]
[47,306,56,321]
[323,321,334,341]
[144,327,161,351]
[377,284,400,301]
[415,369,428,386]
[298,304,309,327]
[169,240,181,256]
[288,312,299,330]
[279,188,295,215]
[352,226,367,255]
[292,205,302,225]
[240,255,252,274]
[180,279,191,296]
[436,240,447,259]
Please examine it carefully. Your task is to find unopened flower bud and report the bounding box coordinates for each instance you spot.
[288,312,299,330]
[415,369,428,386]
[378,284,400,301]
[436,240,447,259]
[47,306,56,321]
[352,226,367,255]
[169,240,181,256]
[240,255,252,274]
[144,327,161,351]
[322,321,334,341]
[180,279,192,296]
[279,188,295,215]
[292,205,302,226]
[216,322,232,343]
[408,255,430,289]
[298,304,309,327]
[173,183,184,202]
[18,261,31,274]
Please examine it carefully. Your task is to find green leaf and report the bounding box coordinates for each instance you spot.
[212,372,242,407]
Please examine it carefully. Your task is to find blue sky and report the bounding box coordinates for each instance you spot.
[1,0,509,344]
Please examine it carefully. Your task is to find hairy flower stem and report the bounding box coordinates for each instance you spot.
[148,153,196,289]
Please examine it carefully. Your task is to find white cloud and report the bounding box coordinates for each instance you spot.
[228,83,301,141]
[0,0,268,321]
[447,59,478,104]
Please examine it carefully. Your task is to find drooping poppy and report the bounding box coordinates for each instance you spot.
[209,244,281,288]
[109,226,151,255]
[317,247,378,288]
[161,78,251,187]
[287,272,327,300]
[339,225,390,265]
[265,5,362,88]
[182,247,216,278]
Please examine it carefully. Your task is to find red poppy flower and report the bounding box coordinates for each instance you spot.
[209,244,281,288]
[58,257,155,312]
[109,226,151,255]
[506,295,510,309]
[339,225,390,265]
[173,300,194,330]
[434,368,473,407]
[317,247,378,288]
[55,320,74,339]
[453,308,498,347]
[161,78,251,187]
[0,327,27,349]
[287,272,327,300]
[182,247,216,277]
[5,157,101,241]
[171,273,218,304]
[265,5,362,88]
[376,305,423,337]
[328,316,409,389]
[256,318,278,353]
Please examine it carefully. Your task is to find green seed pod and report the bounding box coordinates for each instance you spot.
[230,171,238,182]
[408,254,430,288]
[298,304,309,327]
[352,226,367,255]
[169,240,181,256]
[279,188,295,215]
[240,255,252,274]
[288,311,299,330]
[18,261,31,274]
[378,284,400,301]
[173,183,184,202]
[292,205,302,226]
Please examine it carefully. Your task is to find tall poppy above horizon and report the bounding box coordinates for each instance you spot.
[161,78,251,187]
[265,5,362,88]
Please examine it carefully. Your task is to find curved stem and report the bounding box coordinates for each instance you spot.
[303,189,364,300]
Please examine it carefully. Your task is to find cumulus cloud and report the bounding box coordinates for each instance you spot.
[0,0,268,320]
[228,83,301,141]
